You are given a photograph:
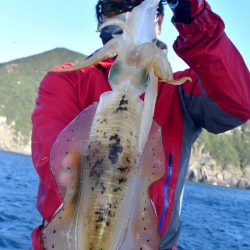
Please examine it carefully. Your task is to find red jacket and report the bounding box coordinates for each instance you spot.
[31,3,250,249]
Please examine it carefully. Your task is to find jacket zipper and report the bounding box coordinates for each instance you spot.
[157,153,173,233]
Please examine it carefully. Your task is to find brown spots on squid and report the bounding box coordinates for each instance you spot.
[88,242,94,250]
[113,186,122,192]
[108,134,123,164]
[118,177,127,184]
[94,203,117,231]
[125,156,131,163]
[89,159,104,178]
[90,178,106,194]
[89,158,106,193]
[100,118,108,124]
[117,166,129,173]
[100,182,106,194]
[116,94,128,112]
[112,172,128,193]
[103,131,108,138]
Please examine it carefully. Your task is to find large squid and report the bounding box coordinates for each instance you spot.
[41,0,190,249]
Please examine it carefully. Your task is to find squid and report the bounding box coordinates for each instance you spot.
[41,0,191,249]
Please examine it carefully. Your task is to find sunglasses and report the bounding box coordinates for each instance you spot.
[98,1,143,19]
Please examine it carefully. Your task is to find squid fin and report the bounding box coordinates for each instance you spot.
[42,103,98,250]
[41,153,81,249]
[119,121,165,249]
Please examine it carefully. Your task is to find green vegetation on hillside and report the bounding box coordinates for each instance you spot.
[0,48,85,142]
[194,122,250,170]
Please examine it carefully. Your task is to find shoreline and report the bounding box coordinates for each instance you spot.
[1,149,249,190]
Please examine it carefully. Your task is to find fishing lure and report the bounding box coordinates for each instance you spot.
[42,0,190,249]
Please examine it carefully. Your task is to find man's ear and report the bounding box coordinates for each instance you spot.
[156,14,164,36]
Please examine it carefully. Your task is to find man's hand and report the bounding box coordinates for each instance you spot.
[167,0,205,24]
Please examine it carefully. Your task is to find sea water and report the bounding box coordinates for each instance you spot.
[0,151,249,250]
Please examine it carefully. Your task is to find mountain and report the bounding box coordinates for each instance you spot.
[0,48,85,152]
[0,48,249,188]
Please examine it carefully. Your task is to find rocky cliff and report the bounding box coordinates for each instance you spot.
[188,151,250,189]
[0,116,31,155]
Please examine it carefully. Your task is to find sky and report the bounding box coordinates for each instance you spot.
[1,0,249,71]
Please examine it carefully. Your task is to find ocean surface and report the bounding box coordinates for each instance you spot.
[0,150,249,250]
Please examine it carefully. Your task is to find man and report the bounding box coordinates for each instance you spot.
[31,0,250,249]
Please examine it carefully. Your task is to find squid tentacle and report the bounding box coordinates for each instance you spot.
[50,38,119,72]
[159,77,192,85]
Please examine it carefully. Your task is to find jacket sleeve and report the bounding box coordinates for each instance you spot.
[173,1,250,133]
[31,69,82,222]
